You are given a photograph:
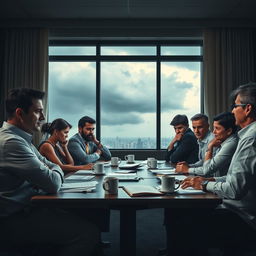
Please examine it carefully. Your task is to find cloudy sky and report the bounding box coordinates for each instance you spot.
[48,46,201,145]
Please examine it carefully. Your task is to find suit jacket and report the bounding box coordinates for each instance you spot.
[68,133,111,165]
[165,128,199,164]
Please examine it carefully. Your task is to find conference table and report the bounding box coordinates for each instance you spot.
[32,161,222,256]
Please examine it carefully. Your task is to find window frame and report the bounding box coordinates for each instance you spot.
[49,39,203,152]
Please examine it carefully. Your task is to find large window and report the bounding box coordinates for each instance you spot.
[49,41,202,149]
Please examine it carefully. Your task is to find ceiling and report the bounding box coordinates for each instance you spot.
[1,0,256,20]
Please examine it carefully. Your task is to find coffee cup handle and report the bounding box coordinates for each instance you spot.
[118,158,121,164]
[174,180,180,190]
[124,155,128,161]
[103,181,110,191]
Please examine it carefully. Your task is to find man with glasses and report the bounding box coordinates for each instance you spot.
[68,116,111,164]
[165,82,256,256]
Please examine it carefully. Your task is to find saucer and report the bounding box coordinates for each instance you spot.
[126,161,135,164]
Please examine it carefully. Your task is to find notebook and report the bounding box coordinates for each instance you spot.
[122,185,163,197]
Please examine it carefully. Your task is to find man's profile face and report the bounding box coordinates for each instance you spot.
[192,119,209,140]
[80,122,95,141]
[20,99,45,134]
[173,124,187,135]
[232,94,247,128]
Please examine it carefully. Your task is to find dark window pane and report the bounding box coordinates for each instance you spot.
[101,46,156,55]
[49,46,96,55]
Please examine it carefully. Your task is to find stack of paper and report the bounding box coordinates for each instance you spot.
[106,173,140,181]
[65,175,95,181]
[60,181,98,193]
[73,170,95,175]
[177,187,205,194]
[149,168,176,175]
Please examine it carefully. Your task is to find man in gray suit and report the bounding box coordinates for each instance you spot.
[68,116,111,164]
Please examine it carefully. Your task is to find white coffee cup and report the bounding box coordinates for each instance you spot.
[161,175,180,193]
[93,162,105,175]
[103,177,119,195]
[125,154,135,163]
[147,158,157,169]
[111,157,121,167]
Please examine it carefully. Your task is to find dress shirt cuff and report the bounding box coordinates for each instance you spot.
[53,169,64,183]
[205,181,215,193]
[188,168,196,175]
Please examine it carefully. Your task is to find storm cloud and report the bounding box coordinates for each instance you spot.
[48,61,198,128]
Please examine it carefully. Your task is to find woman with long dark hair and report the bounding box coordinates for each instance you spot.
[39,118,93,171]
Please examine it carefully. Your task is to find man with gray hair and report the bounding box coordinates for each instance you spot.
[166,82,256,256]
[175,113,215,173]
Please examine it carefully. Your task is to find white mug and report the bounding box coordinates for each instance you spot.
[125,154,135,163]
[103,177,119,194]
[161,175,180,193]
[111,157,121,167]
[93,162,105,175]
[147,158,157,169]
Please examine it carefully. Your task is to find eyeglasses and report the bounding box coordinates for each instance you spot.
[231,103,247,109]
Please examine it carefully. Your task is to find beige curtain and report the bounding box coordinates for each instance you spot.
[203,28,256,124]
[0,28,49,146]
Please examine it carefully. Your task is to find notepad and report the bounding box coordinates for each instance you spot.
[122,185,163,197]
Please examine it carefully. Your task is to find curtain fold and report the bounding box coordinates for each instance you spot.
[203,28,256,124]
[0,28,49,146]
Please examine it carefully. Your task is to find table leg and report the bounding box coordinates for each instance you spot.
[120,208,136,256]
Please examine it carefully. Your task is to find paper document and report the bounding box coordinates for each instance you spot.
[61,181,98,191]
[73,170,95,175]
[65,175,95,181]
[106,173,140,181]
[114,170,136,174]
[177,187,205,194]
[150,169,176,175]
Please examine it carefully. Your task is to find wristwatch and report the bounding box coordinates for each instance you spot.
[201,180,209,192]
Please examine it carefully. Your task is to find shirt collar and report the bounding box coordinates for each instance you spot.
[238,121,256,140]
[199,130,212,144]
[220,133,236,147]
[3,121,33,143]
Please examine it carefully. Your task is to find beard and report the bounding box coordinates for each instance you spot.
[81,131,93,141]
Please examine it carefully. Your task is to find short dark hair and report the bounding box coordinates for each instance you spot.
[41,118,72,135]
[170,115,188,126]
[231,82,256,117]
[6,88,45,119]
[78,116,96,128]
[191,113,209,123]
[213,112,237,134]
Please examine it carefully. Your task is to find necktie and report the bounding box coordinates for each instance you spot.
[85,143,89,154]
